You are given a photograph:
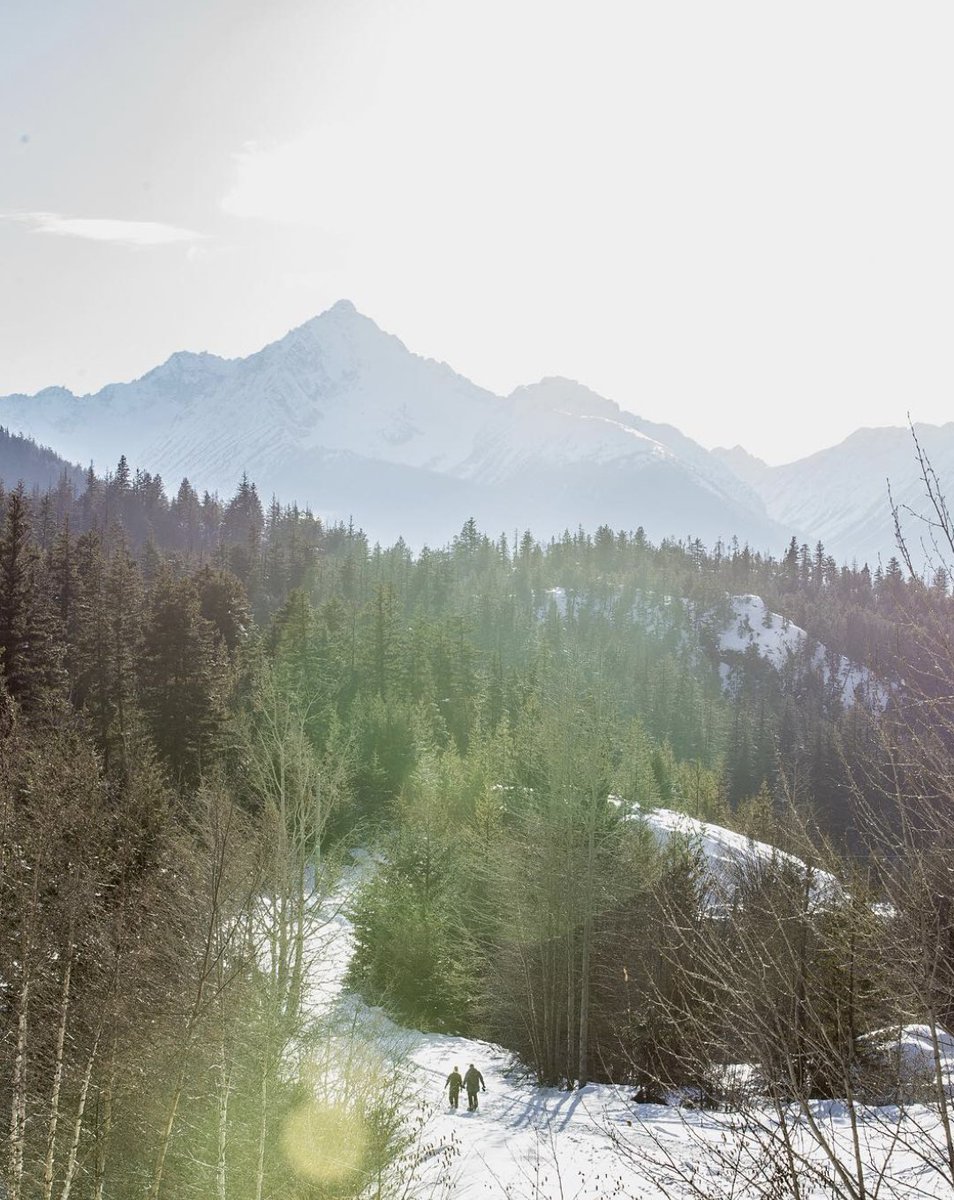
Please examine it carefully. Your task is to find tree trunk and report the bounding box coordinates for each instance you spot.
[216,942,232,1200]
[8,976,30,1200]
[253,1056,268,1200]
[578,822,595,1088]
[216,1050,231,1200]
[928,1012,954,1184]
[42,942,75,1200]
[59,1035,99,1200]
[147,795,234,1200]
[565,927,575,1087]
[92,1035,117,1200]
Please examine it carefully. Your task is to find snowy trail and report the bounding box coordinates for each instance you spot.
[304,853,664,1199]
[303,852,954,1200]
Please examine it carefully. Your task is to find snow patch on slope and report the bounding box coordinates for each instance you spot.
[541,586,885,714]
[625,802,842,908]
[720,594,887,709]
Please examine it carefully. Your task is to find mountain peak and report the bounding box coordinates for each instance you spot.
[510,377,621,421]
[256,301,411,378]
[712,444,770,488]
[282,298,397,347]
[311,298,373,329]
[0,305,789,551]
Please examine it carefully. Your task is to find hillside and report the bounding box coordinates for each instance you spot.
[0,425,85,493]
[318,851,954,1200]
[2,456,953,1199]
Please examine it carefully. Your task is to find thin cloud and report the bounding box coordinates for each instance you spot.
[8,211,206,246]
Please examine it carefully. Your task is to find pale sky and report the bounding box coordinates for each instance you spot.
[2,0,952,465]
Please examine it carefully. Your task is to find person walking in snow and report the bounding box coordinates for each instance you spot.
[444,1065,464,1109]
[463,1063,486,1111]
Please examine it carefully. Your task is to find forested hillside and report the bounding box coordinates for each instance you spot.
[2,454,954,1196]
[0,427,85,494]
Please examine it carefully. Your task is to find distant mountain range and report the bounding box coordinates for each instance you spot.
[713,426,954,567]
[0,301,948,563]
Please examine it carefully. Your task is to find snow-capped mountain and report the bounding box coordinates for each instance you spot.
[0,301,785,549]
[715,424,954,569]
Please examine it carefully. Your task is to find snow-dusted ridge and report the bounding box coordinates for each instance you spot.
[541,586,887,713]
[719,593,888,709]
[624,801,842,908]
[715,422,954,569]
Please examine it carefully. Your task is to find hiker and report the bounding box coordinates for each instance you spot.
[463,1063,486,1111]
[444,1065,463,1109]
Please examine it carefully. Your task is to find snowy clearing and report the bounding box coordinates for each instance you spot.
[300,853,954,1200]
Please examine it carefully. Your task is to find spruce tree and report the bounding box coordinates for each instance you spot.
[104,536,144,770]
[48,517,82,685]
[140,569,226,786]
[0,486,64,716]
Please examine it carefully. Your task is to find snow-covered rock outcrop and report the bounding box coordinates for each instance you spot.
[621,801,842,909]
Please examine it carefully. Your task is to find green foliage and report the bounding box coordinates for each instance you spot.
[3,449,947,1172]
[348,749,479,1030]
[0,485,65,716]
[140,568,229,786]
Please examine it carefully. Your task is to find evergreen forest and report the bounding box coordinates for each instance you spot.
[3,434,954,1198]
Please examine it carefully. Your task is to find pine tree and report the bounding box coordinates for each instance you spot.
[173,478,202,556]
[48,517,82,685]
[74,530,110,739]
[104,536,144,770]
[783,536,799,589]
[140,570,227,786]
[0,487,64,716]
[220,475,264,593]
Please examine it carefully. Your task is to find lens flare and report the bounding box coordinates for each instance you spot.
[281,1100,368,1183]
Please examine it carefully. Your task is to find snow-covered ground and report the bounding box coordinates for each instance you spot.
[720,593,887,709]
[301,852,954,1200]
[626,802,842,908]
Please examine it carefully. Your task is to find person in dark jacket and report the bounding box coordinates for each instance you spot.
[463,1063,486,1111]
[444,1066,464,1109]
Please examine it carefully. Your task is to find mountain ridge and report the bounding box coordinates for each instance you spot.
[716,423,954,567]
[6,302,942,562]
[0,426,86,493]
[0,301,787,549]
